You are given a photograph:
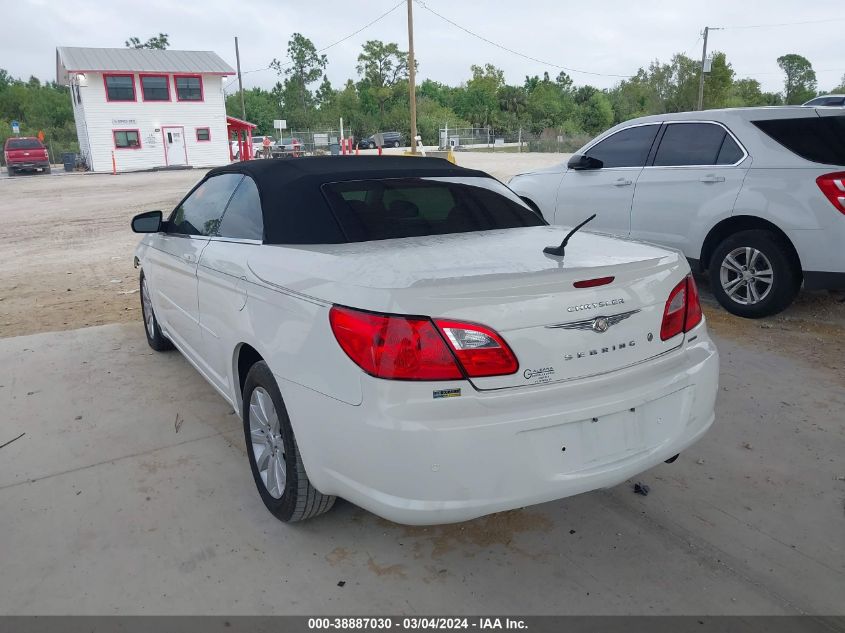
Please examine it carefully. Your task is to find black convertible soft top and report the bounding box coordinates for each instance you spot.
[206,156,489,244]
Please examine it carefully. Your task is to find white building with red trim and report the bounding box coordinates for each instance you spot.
[56,46,235,172]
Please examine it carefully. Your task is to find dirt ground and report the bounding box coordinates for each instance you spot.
[1,153,843,385]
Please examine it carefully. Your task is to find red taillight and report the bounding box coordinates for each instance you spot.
[685,274,703,332]
[816,172,845,215]
[329,306,461,380]
[660,275,703,341]
[329,306,518,380]
[573,276,615,288]
[434,319,519,377]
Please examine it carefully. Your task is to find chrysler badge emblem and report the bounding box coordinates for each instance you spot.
[592,317,610,333]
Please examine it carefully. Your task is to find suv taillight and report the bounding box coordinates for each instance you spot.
[660,275,703,341]
[816,172,845,215]
[329,306,518,380]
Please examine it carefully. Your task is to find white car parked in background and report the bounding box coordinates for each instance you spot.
[509,107,845,317]
[132,157,718,525]
[803,94,845,107]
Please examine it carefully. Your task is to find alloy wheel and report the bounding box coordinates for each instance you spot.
[249,387,287,499]
[719,246,774,306]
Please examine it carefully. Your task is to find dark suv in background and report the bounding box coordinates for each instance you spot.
[357,132,404,149]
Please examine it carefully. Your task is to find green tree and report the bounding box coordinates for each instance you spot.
[578,92,614,135]
[125,33,169,49]
[418,79,455,108]
[455,64,504,128]
[727,78,765,107]
[497,84,527,117]
[271,33,328,125]
[315,75,334,110]
[225,88,279,135]
[356,40,411,118]
[777,53,817,104]
[702,52,735,109]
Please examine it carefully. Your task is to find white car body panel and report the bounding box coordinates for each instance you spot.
[509,107,845,282]
[136,216,718,524]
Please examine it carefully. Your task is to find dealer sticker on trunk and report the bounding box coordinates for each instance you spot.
[523,367,556,384]
[433,388,461,399]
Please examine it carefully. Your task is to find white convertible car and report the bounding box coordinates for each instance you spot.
[132,157,718,525]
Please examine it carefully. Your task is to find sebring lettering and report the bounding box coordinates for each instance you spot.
[564,340,636,361]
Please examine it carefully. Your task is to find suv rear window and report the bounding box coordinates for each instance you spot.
[6,138,44,150]
[752,116,845,165]
[322,177,545,242]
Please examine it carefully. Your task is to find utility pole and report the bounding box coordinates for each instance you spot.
[407,0,418,154]
[234,36,246,121]
[697,26,721,111]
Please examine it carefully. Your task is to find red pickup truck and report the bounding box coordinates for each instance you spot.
[4,137,51,175]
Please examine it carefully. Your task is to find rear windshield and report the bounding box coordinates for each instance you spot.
[752,116,845,165]
[322,176,545,242]
[6,138,43,150]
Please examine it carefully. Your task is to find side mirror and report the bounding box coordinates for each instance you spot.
[567,154,604,170]
[131,210,163,233]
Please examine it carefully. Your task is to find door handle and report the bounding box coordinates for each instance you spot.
[182,253,196,263]
[700,175,726,183]
[612,178,633,187]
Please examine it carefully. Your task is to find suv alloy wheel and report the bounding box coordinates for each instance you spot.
[710,230,800,318]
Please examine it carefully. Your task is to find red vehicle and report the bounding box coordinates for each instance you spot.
[4,137,51,175]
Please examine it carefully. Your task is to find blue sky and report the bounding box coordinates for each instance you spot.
[6,0,845,93]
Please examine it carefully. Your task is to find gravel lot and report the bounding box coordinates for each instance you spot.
[0,154,843,615]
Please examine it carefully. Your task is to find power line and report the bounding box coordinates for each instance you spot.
[223,0,405,92]
[735,67,845,77]
[412,0,635,79]
[720,16,845,30]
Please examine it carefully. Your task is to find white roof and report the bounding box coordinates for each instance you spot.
[56,46,234,83]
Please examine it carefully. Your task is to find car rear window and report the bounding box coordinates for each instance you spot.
[322,177,545,242]
[6,138,43,150]
[752,116,845,165]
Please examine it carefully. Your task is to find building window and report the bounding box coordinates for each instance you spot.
[140,74,169,101]
[114,129,141,149]
[175,75,203,101]
[196,127,211,142]
[104,74,135,101]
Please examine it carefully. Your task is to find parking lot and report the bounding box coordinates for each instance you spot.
[1,154,843,615]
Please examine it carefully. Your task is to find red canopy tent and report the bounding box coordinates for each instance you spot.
[226,115,257,161]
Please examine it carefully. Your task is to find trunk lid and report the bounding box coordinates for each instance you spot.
[249,226,690,389]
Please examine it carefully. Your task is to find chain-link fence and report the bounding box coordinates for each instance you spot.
[437,127,590,153]
[287,129,345,156]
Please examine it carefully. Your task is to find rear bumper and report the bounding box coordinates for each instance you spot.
[803,271,845,290]
[279,326,719,525]
[8,161,49,171]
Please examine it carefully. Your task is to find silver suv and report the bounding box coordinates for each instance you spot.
[509,107,845,317]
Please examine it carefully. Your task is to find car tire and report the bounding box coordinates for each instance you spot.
[139,272,174,351]
[242,361,336,522]
[7,166,15,176]
[393,141,400,148]
[45,166,51,174]
[709,230,800,318]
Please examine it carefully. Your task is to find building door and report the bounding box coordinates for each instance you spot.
[163,126,187,166]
